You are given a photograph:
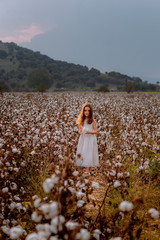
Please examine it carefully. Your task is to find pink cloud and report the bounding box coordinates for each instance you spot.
[0,24,47,44]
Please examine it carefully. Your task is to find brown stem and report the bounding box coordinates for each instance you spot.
[90,185,110,231]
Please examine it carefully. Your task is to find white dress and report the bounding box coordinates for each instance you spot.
[76,120,99,167]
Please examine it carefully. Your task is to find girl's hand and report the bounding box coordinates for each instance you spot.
[79,129,82,135]
[82,127,87,134]
[82,127,89,134]
[86,131,97,134]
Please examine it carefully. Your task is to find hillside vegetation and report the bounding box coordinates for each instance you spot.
[0,40,158,92]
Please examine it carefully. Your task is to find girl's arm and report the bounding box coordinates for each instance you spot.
[86,120,97,134]
[79,125,82,135]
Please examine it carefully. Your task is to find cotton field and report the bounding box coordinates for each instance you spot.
[0,92,160,240]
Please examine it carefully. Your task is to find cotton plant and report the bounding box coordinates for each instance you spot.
[0,92,160,239]
[119,201,134,212]
[25,162,101,240]
[0,146,28,238]
[148,208,159,220]
[104,155,130,190]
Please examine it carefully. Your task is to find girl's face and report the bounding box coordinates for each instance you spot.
[84,106,90,118]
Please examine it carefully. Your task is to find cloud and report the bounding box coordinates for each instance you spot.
[0,24,47,44]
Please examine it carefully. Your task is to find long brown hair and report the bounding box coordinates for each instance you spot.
[76,103,93,126]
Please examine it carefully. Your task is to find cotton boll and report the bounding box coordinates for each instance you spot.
[5,162,10,166]
[119,212,124,219]
[30,150,35,155]
[55,170,60,174]
[14,195,21,201]
[25,232,39,240]
[36,224,44,231]
[10,182,17,191]
[119,201,134,212]
[93,229,101,240]
[40,202,59,219]
[142,142,146,146]
[77,200,85,208]
[10,220,17,227]
[76,181,81,187]
[92,182,99,189]
[58,186,64,192]
[16,203,23,210]
[109,170,116,176]
[8,167,13,171]
[50,236,58,240]
[64,180,68,187]
[0,173,4,178]
[116,155,122,161]
[148,208,159,220]
[117,172,123,178]
[114,181,121,188]
[9,202,16,211]
[1,226,10,236]
[123,182,127,187]
[51,174,59,184]
[68,187,76,194]
[43,178,54,193]
[37,229,51,239]
[9,226,25,239]
[115,162,122,167]
[107,228,111,233]
[84,179,89,184]
[3,219,10,225]
[2,187,9,193]
[39,203,52,217]
[21,161,26,167]
[34,198,41,208]
[31,211,42,222]
[65,221,80,230]
[32,195,38,201]
[72,170,79,176]
[76,191,85,198]
[12,148,18,153]
[14,168,19,172]
[51,215,65,234]
[79,183,85,189]
[76,228,90,240]
[136,165,143,172]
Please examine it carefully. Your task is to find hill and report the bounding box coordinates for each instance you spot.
[0,40,158,92]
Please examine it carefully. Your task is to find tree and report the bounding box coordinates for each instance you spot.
[86,80,95,88]
[97,85,110,92]
[0,83,11,92]
[0,50,8,59]
[56,82,63,88]
[124,82,134,93]
[156,81,160,92]
[89,68,100,76]
[36,82,48,93]
[27,67,52,91]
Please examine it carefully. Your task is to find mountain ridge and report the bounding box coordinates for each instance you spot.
[0,41,158,92]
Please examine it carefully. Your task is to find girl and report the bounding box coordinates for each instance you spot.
[76,103,99,176]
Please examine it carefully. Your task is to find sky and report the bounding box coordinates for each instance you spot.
[0,0,160,83]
